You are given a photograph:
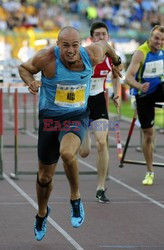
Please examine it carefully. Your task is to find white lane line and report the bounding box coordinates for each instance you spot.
[78,159,164,209]
[99,245,164,248]
[154,153,164,160]
[1,200,164,205]
[110,176,164,208]
[3,173,84,250]
[25,130,38,138]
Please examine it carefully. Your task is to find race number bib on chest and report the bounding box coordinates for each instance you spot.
[90,77,105,96]
[143,60,163,78]
[55,84,86,107]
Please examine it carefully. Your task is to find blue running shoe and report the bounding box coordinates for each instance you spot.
[70,199,85,228]
[34,206,51,241]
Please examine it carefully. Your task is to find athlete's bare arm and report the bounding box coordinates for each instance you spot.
[19,46,56,94]
[86,41,122,71]
[125,50,150,92]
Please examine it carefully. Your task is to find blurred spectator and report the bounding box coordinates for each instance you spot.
[159,2,164,25]
[0,36,12,60]
[3,0,21,12]
[0,0,163,39]
[86,3,98,24]
[17,40,35,62]
[0,18,7,31]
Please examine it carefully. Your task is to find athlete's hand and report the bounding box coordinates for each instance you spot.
[112,64,123,78]
[140,82,149,92]
[28,80,42,95]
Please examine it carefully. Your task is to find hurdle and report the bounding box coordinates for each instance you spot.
[8,87,97,179]
[9,89,19,179]
[21,93,38,133]
[0,89,4,180]
[33,95,38,133]
[22,93,27,132]
[119,103,164,168]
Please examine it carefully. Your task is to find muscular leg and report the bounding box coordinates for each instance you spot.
[142,127,155,172]
[79,129,91,158]
[93,119,109,190]
[37,162,57,217]
[60,133,81,200]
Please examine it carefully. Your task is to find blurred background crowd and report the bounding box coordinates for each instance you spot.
[0,0,163,33]
[0,0,163,70]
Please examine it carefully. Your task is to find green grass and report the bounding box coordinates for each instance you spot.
[109,99,164,128]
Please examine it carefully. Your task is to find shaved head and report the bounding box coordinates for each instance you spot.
[58,26,81,42]
[56,26,82,66]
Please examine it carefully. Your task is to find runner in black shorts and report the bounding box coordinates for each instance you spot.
[18,25,122,240]
[38,111,89,164]
[136,83,164,129]
[79,21,121,203]
[88,92,109,121]
[126,25,164,185]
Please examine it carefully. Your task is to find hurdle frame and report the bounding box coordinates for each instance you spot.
[8,87,97,179]
[0,89,4,180]
[119,104,164,168]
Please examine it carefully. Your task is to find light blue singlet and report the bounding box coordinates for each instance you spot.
[39,46,93,117]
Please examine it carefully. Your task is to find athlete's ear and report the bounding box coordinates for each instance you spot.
[56,40,59,45]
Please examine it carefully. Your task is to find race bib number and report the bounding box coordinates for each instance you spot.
[143,60,163,78]
[90,77,105,96]
[55,84,86,107]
